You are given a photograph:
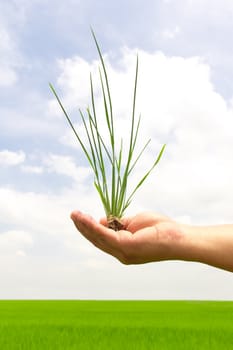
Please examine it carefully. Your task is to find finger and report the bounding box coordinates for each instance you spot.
[99,217,107,226]
[126,212,169,233]
[120,216,133,229]
[71,211,121,257]
[71,211,113,241]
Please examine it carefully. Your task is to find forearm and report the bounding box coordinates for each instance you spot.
[178,224,233,272]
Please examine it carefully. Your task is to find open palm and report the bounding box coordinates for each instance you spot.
[71,211,183,264]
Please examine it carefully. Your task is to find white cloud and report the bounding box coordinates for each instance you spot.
[21,165,44,174]
[0,183,100,238]
[51,56,100,113]
[0,150,25,166]
[44,154,92,182]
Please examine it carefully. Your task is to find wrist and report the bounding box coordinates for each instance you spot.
[175,224,203,262]
[157,222,207,263]
[154,221,191,261]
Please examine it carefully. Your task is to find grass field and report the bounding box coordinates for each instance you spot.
[0,300,232,349]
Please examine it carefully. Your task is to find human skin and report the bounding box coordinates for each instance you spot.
[70,211,233,272]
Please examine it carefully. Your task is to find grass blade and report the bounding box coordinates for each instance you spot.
[125,144,166,209]
[49,83,95,170]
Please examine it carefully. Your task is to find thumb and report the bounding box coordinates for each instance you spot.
[100,217,108,226]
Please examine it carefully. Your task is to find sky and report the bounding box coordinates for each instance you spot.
[1,0,233,299]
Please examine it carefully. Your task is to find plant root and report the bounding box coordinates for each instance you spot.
[107,216,125,231]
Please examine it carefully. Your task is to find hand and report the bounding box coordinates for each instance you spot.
[70,211,184,264]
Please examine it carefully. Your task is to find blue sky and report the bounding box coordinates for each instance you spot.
[1,0,233,299]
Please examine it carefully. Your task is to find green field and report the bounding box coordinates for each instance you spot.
[0,300,232,349]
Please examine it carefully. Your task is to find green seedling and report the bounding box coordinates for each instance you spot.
[50,30,166,230]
